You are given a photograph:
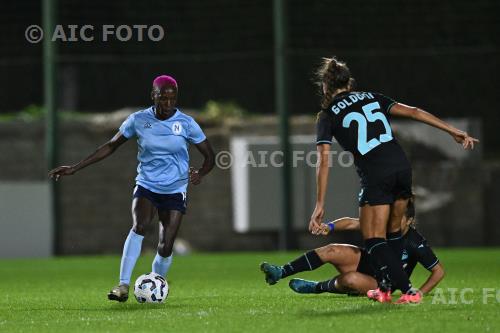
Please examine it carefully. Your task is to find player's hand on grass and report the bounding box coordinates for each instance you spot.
[48,165,76,181]
[451,130,479,150]
[309,206,324,235]
[189,167,202,185]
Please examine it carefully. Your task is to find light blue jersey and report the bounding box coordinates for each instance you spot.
[119,107,206,194]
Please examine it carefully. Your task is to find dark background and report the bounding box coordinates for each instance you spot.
[1,0,499,154]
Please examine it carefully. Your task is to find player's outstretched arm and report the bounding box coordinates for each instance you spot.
[317,217,360,235]
[332,217,360,231]
[419,262,445,294]
[48,131,128,181]
[310,143,330,235]
[189,139,215,185]
[389,103,479,149]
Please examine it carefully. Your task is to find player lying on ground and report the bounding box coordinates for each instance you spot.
[261,198,444,296]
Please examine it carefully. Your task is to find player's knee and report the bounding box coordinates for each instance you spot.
[132,223,146,236]
[325,244,341,258]
[316,244,337,262]
[338,272,359,289]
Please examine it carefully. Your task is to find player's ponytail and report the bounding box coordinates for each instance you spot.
[316,57,354,109]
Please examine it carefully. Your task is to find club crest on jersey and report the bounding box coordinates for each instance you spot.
[144,122,152,129]
[172,121,182,135]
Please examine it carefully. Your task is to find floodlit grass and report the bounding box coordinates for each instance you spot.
[0,249,499,332]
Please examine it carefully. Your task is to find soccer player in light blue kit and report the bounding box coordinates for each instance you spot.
[49,75,215,302]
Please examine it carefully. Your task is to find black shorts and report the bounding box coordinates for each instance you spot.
[357,249,375,277]
[133,185,187,214]
[358,168,412,207]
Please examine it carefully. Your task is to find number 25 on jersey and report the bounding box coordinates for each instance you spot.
[342,102,393,155]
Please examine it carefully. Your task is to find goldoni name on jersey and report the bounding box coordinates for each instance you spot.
[331,92,375,115]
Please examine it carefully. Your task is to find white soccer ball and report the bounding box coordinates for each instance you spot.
[134,272,169,303]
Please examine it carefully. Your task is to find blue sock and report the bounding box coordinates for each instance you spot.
[119,230,144,285]
[152,253,173,277]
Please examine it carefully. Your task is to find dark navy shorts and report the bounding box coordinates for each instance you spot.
[133,185,187,214]
[358,169,412,207]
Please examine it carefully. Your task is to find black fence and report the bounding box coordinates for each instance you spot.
[1,0,499,153]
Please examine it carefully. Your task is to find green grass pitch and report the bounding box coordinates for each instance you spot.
[0,249,499,332]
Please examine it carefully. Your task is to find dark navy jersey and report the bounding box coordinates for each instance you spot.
[316,91,411,184]
[401,227,440,277]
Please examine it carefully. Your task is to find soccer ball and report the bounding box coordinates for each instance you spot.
[133,272,169,303]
